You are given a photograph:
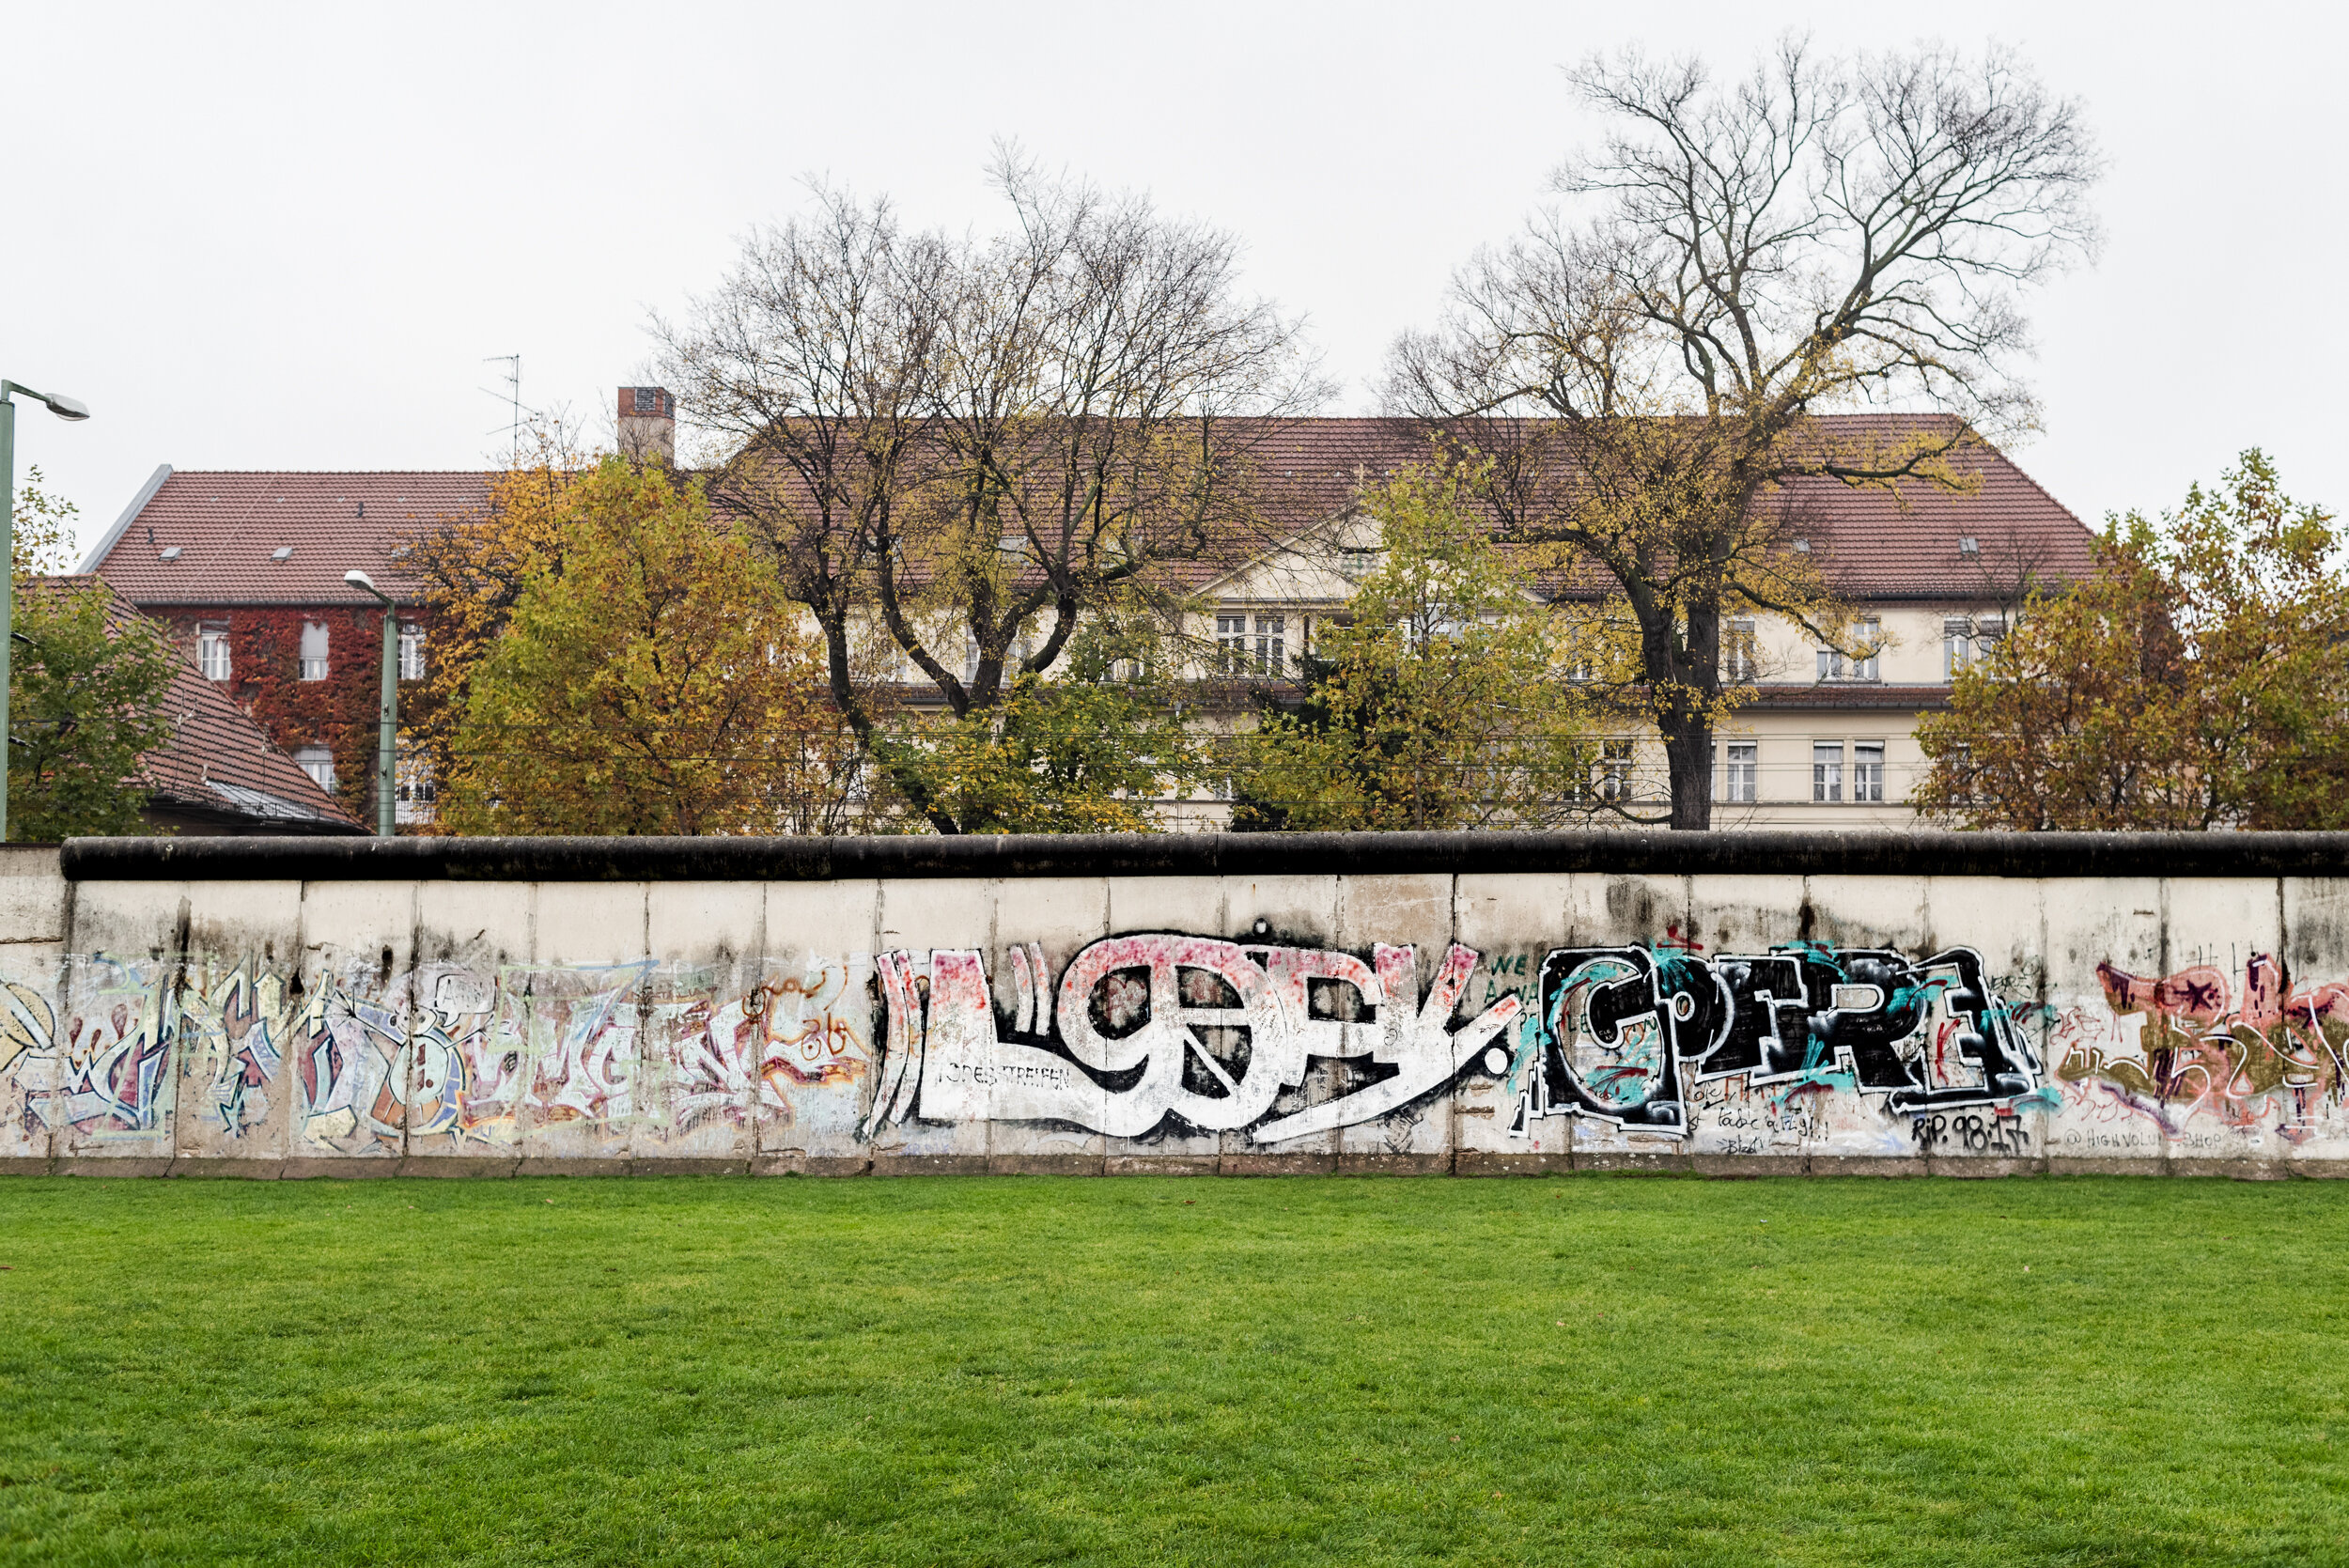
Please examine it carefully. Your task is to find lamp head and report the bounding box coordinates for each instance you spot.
[42,394,89,422]
[343,569,375,591]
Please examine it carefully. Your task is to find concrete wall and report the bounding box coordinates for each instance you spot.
[8,831,2349,1178]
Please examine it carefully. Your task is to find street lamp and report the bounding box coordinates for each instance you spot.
[345,569,398,838]
[0,380,92,842]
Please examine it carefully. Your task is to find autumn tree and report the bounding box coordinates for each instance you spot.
[402,427,583,814]
[1915,452,2349,831]
[7,472,175,839]
[1229,464,1615,831]
[657,153,1325,833]
[883,616,1196,833]
[439,458,861,835]
[1387,39,2100,828]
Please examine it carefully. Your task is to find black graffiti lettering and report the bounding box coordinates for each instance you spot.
[1807,949,1932,1097]
[1706,955,1809,1080]
[1534,948,1695,1133]
[1912,1110,2033,1156]
[1533,942,2044,1140]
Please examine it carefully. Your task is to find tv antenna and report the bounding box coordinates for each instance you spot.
[480,354,531,463]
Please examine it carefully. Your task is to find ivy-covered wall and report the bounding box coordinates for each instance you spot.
[149,606,426,823]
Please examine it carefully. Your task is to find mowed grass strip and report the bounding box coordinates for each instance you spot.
[0,1173,2343,1567]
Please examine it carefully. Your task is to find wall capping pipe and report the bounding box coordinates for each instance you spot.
[54,829,2349,883]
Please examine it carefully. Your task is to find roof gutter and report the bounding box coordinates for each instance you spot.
[76,464,172,574]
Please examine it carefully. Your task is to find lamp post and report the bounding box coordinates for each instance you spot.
[344,570,398,837]
[0,381,91,843]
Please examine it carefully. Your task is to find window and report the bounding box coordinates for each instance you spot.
[396,750,437,826]
[1216,613,1249,674]
[1254,614,1286,676]
[1950,741,1976,805]
[1976,617,2007,662]
[1853,740,1885,803]
[1812,741,1843,803]
[1599,739,1634,803]
[1217,612,1285,675]
[1944,617,1974,680]
[294,747,336,793]
[1946,615,2007,679]
[1819,619,1879,682]
[397,623,425,681]
[1723,619,1757,682]
[197,626,230,682]
[1852,618,1880,682]
[1722,742,1757,804]
[299,621,330,681]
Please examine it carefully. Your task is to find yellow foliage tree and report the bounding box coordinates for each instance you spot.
[439,458,858,835]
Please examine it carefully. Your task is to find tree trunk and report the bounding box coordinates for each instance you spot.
[1661,714,1714,831]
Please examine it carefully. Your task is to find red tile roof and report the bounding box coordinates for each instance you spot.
[87,471,490,608]
[1194,414,2093,601]
[1738,683,1954,711]
[30,577,364,833]
[86,416,2090,610]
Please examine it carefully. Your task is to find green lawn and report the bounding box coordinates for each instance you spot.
[1,1174,2344,1567]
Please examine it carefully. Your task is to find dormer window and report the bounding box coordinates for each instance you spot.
[159,546,181,562]
[1791,538,1811,553]
[1959,536,1980,556]
[271,546,293,562]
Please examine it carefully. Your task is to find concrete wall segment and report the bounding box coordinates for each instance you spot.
[17,832,2349,1177]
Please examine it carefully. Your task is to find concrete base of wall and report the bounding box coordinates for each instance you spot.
[13,1156,2349,1179]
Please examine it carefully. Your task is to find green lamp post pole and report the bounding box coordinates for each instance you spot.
[345,570,398,837]
[0,381,91,843]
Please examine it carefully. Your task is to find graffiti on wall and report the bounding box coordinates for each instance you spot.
[1,927,2342,1161]
[0,958,174,1145]
[1527,944,2041,1140]
[863,937,1522,1141]
[2052,954,2349,1143]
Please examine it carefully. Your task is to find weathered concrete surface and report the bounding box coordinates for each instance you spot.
[9,833,2349,1177]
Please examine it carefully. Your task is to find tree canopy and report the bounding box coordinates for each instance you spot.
[656,152,1322,833]
[1388,39,2100,827]
[1915,451,2349,831]
[1230,465,1611,831]
[8,472,175,840]
[436,458,861,835]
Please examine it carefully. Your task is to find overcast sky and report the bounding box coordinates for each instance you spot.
[9,1,2341,563]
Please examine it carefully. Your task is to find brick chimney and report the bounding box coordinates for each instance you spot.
[617,386,676,464]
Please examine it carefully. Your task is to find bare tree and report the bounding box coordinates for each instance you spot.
[652,188,949,814]
[1387,39,2099,828]
[660,157,1326,832]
